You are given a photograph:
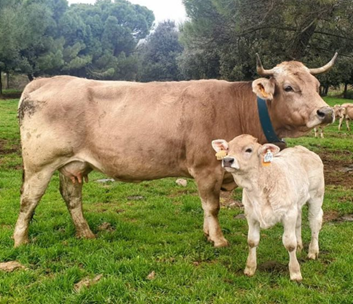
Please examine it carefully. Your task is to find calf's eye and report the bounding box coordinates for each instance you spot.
[245,148,252,153]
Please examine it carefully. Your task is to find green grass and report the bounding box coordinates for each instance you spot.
[1,97,353,303]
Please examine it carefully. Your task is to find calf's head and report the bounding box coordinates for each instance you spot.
[212,134,280,173]
[253,53,337,138]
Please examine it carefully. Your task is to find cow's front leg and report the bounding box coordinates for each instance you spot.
[194,173,228,247]
[59,173,95,239]
[283,211,302,281]
[346,117,350,131]
[244,218,260,276]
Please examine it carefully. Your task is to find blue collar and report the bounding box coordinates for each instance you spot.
[257,96,285,145]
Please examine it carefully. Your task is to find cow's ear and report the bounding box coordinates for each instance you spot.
[212,139,228,152]
[258,143,280,157]
[252,78,275,100]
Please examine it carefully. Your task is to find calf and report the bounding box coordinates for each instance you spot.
[212,135,324,281]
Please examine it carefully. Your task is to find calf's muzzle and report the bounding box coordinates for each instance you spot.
[316,107,334,124]
[222,157,235,168]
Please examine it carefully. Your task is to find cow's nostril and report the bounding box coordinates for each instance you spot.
[317,109,326,118]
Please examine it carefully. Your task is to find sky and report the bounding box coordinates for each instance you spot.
[67,0,187,24]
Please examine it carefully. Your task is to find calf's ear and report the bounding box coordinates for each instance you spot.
[258,143,280,157]
[212,139,229,152]
[252,78,275,100]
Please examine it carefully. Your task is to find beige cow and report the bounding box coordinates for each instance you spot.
[338,103,353,131]
[212,135,324,281]
[14,54,336,247]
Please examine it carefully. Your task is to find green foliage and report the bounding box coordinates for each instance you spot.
[180,0,353,83]
[137,20,184,82]
[0,0,155,87]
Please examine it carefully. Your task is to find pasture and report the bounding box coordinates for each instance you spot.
[1,96,353,303]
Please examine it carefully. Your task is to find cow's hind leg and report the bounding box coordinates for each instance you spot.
[59,173,95,239]
[194,172,228,247]
[14,169,53,247]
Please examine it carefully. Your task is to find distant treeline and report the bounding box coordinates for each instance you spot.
[1,0,353,96]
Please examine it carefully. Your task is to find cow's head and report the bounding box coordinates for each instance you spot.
[212,134,280,173]
[253,53,337,138]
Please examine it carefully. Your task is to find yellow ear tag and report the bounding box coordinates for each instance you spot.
[215,150,227,160]
[262,149,273,166]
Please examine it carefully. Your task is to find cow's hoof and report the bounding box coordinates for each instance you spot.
[213,238,229,248]
[244,267,256,277]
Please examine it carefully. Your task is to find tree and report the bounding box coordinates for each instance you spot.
[179,0,353,86]
[137,20,184,82]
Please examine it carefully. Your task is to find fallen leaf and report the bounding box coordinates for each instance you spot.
[176,178,187,187]
[127,195,144,200]
[74,274,103,292]
[146,271,156,280]
[97,222,114,232]
[0,261,26,272]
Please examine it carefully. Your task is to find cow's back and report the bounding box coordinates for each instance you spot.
[19,76,253,181]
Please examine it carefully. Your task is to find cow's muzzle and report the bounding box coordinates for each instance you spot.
[316,107,334,124]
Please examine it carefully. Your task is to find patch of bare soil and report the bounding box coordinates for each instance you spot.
[0,139,20,155]
[317,149,353,188]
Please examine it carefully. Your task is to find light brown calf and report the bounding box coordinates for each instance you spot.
[212,135,324,281]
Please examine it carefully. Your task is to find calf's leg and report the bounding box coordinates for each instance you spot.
[283,212,302,281]
[244,218,260,276]
[295,211,303,251]
[59,173,95,239]
[14,169,53,247]
[194,172,228,247]
[307,195,323,260]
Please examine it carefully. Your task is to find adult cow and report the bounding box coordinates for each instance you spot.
[14,54,336,247]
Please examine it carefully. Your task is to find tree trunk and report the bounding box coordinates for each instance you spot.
[27,74,34,82]
[344,82,348,99]
[6,72,10,89]
[0,69,3,97]
[324,85,329,96]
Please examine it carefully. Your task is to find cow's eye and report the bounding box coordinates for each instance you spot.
[284,85,293,92]
[245,148,252,153]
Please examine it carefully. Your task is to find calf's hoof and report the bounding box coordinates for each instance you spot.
[307,251,319,260]
[290,272,303,281]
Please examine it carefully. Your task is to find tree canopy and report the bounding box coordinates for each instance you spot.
[1,0,353,96]
[0,0,154,93]
[179,0,353,90]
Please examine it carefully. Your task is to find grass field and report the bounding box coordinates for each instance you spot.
[1,96,353,303]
